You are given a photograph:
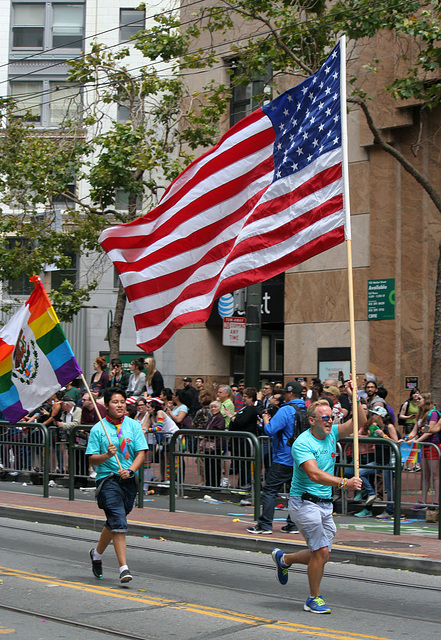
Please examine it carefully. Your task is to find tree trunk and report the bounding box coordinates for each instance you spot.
[430,240,441,407]
[108,280,127,360]
[107,183,141,359]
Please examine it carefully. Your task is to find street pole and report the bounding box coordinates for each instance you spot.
[244,283,261,389]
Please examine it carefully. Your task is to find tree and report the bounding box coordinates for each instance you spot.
[0,12,230,359]
[181,0,441,402]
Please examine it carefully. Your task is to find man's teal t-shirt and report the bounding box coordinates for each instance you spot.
[290,424,339,499]
[86,416,148,480]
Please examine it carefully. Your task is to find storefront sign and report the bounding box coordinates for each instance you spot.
[368,279,395,320]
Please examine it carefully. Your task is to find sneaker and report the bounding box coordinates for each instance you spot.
[412,503,426,510]
[119,568,133,584]
[354,508,372,517]
[353,491,363,502]
[89,470,97,479]
[375,510,390,519]
[271,548,289,586]
[246,524,272,535]
[89,549,103,579]
[280,524,299,534]
[365,494,376,507]
[220,477,230,488]
[304,596,331,614]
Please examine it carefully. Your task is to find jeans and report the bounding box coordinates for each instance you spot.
[258,462,295,531]
[96,474,138,532]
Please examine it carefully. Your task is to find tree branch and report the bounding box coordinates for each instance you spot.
[350,96,441,215]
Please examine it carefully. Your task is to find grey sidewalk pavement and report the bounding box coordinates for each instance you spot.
[1,481,441,575]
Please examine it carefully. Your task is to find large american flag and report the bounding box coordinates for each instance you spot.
[100,41,346,353]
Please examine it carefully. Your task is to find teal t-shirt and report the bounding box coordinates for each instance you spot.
[86,416,148,480]
[290,424,339,499]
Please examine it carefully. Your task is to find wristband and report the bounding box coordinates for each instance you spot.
[338,477,348,490]
[128,469,134,478]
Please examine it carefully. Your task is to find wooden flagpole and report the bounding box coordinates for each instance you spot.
[80,373,123,471]
[340,36,359,477]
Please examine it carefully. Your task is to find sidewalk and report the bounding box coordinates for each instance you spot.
[1,484,440,575]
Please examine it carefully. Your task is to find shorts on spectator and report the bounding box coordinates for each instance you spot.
[96,474,137,533]
[288,495,336,552]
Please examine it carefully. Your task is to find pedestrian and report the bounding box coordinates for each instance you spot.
[246,381,305,535]
[271,396,364,614]
[86,388,148,584]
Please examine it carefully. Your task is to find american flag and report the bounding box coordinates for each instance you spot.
[100,40,346,353]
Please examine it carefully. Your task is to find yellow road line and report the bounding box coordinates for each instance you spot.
[0,566,397,640]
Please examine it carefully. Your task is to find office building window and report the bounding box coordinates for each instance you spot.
[11,2,85,51]
[51,250,78,291]
[49,82,81,124]
[230,62,272,126]
[119,8,145,42]
[10,80,81,126]
[12,3,44,48]
[10,81,42,122]
[52,3,84,49]
[115,189,141,211]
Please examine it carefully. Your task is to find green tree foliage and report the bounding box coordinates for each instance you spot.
[0,11,230,356]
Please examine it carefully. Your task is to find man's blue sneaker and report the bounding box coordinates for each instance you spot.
[271,548,289,586]
[303,596,331,614]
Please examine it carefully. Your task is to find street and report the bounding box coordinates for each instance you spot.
[0,517,440,639]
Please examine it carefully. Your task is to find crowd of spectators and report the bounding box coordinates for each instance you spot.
[1,364,440,517]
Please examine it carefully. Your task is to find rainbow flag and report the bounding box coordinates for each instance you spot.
[0,276,82,423]
[400,441,420,465]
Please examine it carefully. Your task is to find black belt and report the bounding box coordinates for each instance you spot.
[301,491,332,504]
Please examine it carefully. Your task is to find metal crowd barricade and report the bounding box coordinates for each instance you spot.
[0,421,50,497]
[168,430,262,520]
[337,437,403,535]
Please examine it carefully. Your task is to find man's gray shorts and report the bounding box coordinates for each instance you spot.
[288,496,336,552]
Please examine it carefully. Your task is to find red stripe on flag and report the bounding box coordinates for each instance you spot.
[135,226,345,352]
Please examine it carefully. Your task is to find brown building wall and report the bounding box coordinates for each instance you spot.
[173,5,441,411]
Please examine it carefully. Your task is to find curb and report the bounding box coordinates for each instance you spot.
[2,504,441,576]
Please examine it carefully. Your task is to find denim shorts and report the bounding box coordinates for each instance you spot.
[288,496,336,552]
[96,474,138,533]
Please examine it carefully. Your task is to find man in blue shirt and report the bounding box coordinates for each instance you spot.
[247,381,304,535]
[271,396,364,614]
[86,388,147,584]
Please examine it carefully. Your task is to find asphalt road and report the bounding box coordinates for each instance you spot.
[0,517,440,640]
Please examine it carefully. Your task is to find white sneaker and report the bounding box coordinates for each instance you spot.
[220,477,230,488]
[89,471,97,479]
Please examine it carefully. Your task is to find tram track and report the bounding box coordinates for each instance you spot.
[0,602,156,639]
[0,520,440,595]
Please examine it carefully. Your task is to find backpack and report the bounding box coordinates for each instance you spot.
[277,403,309,448]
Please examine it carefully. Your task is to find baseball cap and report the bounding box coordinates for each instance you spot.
[369,406,387,418]
[183,377,192,382]
[285,381,303,395]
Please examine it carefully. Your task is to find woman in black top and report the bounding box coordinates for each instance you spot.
[227,387,260,489]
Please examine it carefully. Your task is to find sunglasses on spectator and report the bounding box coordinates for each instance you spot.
[314,415,332,422]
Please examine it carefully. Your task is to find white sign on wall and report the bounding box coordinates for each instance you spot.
[222,317,246,347]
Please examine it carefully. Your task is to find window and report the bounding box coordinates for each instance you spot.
[11,2,85,51]
[230,63,272,126]
[52,177,76,209]
[10,81,42,122]
[115,189,141,211]
[6,238,34,296]
[119,8,146,42]
[52,4,84,49]
[10,80,81,126]
[12,3,44,48]
[49,82,81,124]
[50,250,78,291]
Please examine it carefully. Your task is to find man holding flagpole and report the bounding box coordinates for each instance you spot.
[86,387,147,584]
[271,392,365,614]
